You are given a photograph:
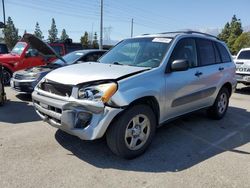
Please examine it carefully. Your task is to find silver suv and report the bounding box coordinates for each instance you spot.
[32,31,236,158]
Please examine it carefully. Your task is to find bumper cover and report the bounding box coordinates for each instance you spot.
[10,78,38,93]
[32,90,123,140]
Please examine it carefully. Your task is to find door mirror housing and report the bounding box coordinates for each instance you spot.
[171,59,189,72]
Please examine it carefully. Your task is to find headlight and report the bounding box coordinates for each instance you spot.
[23,73,40,80]
[78,82,117,103]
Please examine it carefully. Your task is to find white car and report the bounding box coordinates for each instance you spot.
[234,48,250,85]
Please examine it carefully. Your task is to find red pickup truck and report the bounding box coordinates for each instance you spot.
[0,36,83,85]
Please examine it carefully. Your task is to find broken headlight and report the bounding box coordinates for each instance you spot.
[78,82,117,103]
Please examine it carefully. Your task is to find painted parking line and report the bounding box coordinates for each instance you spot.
[176,121,250,155]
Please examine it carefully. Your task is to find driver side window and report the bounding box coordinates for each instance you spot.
[169,38,198,68]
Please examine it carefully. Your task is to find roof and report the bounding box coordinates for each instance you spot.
[135,30,220,41]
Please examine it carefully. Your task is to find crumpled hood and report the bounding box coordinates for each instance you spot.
[45,62,149,85]
[0,54,20,61]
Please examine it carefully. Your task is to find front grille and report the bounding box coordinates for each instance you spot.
[40,81,72,97]
[14,74,23,80]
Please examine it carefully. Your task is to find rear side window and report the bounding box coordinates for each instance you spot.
[216,43,231,62]
[238,50,250,60]
[196,39,216,66]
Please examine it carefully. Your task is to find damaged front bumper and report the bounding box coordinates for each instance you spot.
[32,90,123,140]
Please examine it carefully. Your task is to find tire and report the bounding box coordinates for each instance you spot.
[207,87,229,120]
[2,68,12,85]
[106,104,156,159]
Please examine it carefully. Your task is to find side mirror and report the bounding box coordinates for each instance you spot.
[171,59,189,72]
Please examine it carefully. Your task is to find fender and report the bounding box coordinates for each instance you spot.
[0,62,15,73]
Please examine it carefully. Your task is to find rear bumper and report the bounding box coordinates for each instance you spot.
[235,73,250,84]
[10,78,37,93]
[32,90,123,140]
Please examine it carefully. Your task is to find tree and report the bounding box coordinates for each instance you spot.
[48,18,58,43]
[218,15,243,54]
[80,31,90,48]
[34,22,44,39]
[3,17,19,49]
[92,32,99,49]
[233,32,250,53]
[60,29,69,41]
[227,15,243,54]
[218,22,230,43]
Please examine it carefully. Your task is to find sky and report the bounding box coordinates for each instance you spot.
[1,0,250,44]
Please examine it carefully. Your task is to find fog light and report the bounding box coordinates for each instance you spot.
[75,112,92,129]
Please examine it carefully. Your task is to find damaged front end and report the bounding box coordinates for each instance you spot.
[32,79,123,140]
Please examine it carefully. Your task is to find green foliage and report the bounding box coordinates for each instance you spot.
[60,29,69,41]
[3,17,19,49]
[218,15,243,54]
[80,31,90,48]
[34,22,44,40]
[218,22,230,43]
[48,18,58,43]
[92,32,99,49]
[233,32,250,53]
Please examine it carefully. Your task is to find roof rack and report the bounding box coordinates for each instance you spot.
[159,30,220,40]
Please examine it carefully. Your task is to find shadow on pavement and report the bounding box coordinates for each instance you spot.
[55,106,250,173]
[0,99,40,124]
[16,93,32,102]
[235,86,250,95]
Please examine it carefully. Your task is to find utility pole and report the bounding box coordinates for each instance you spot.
[131,18,134,38]
[99,0,103,50]
[2,0,5,24]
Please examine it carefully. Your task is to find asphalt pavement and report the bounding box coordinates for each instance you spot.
[0,86,250,188]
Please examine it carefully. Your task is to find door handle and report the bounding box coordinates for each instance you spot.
[219,67,224,71]
[195,71,203,77]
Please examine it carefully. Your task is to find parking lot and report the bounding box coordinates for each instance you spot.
[0,85,250,188]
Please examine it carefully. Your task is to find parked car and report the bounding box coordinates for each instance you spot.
[11,49,107,94]
[0,34,82,85]
[234,48,250,86]
[32,31,236,159]
[0,43,8,54]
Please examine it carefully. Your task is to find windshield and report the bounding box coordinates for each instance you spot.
[53,51,85,65]
[238,50,250,60]
[11,42,26,55]
[99,37,171,68]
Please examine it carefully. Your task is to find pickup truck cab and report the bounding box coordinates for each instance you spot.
[235,48,250,86]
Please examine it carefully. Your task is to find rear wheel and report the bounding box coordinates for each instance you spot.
[106,105,156,159]
[207,87,229,119]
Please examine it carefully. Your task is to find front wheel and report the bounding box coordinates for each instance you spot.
[106,105,156,159]
[207,87,229,120]
[2,68,12,85]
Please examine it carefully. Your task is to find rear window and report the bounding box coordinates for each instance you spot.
[238,50,250,60]
[216,43,231,62]
[51,45,64,56]
[66,45,83,53]
[196,39,216,66]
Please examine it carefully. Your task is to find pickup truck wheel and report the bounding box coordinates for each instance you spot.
[207,87,229,120]
[2,68,12,85]
[106,105,156,159]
